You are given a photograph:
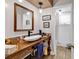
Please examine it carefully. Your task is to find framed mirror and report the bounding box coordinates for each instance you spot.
[14,3,34,31]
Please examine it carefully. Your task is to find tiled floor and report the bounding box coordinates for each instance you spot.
[25,46,71,59]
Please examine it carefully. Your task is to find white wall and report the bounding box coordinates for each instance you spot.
[39,4,73,54]
[55,4,73,47]
[5,0,39,38]
[57,25,73,47]
[39,8,57,55]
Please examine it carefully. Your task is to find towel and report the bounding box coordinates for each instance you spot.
[35,43,43,59]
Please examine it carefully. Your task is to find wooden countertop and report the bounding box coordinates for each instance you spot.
[5,34,51,59]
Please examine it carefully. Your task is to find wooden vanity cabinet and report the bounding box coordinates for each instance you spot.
[6,47,33,59]
[5,34,51,59]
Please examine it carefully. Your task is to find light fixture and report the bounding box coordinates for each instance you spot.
[57,9,62,15]
[56,9,62,15]
[39,2,43,13]
[27,12,30,15]
[39,9,42,13]
[18,0,23,2]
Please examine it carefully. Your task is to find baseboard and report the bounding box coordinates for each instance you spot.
[57,42,67,47]
[50,51,55,55]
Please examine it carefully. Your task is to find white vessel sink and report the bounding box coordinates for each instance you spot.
[24,35,41,41]
[5,45,16,56]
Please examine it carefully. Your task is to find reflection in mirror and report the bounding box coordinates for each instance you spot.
[14,3,34,31]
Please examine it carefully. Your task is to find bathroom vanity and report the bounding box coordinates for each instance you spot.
[5,34,51,59]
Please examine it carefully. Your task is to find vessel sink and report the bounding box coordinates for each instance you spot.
[24,35,41,41]
[5,45,16,55]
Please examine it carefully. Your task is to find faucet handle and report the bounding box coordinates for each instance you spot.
[28,31,33,33]
[30,31,33,33]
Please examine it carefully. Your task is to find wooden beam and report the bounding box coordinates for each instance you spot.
[48,0,53,6]
[26,0,53,8]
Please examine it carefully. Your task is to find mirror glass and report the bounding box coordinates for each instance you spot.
[14,3,34,31]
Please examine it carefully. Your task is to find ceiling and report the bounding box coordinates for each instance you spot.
[53,0,73,7]
[26,0,53,9]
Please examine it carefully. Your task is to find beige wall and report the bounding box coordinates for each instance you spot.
[5,0,39,38]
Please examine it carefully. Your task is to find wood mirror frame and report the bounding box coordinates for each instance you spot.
[14,3,34,32]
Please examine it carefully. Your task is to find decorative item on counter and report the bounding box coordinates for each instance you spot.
[42,32,46,35]
[20,36,23,39]
[5,39,11,44]
[17,37,24,44]
[17,38,20,43]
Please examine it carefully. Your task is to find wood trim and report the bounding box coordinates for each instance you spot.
[26,0,38,8]
[14,3,34,32]
[14,3,16,31]
[32,12,34,30]
[48,0,53,6]
[42,6,53,9]
[14,3,34,12]
[26,0,53,9]
[48,36,51,55]
[6,47,33,59]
